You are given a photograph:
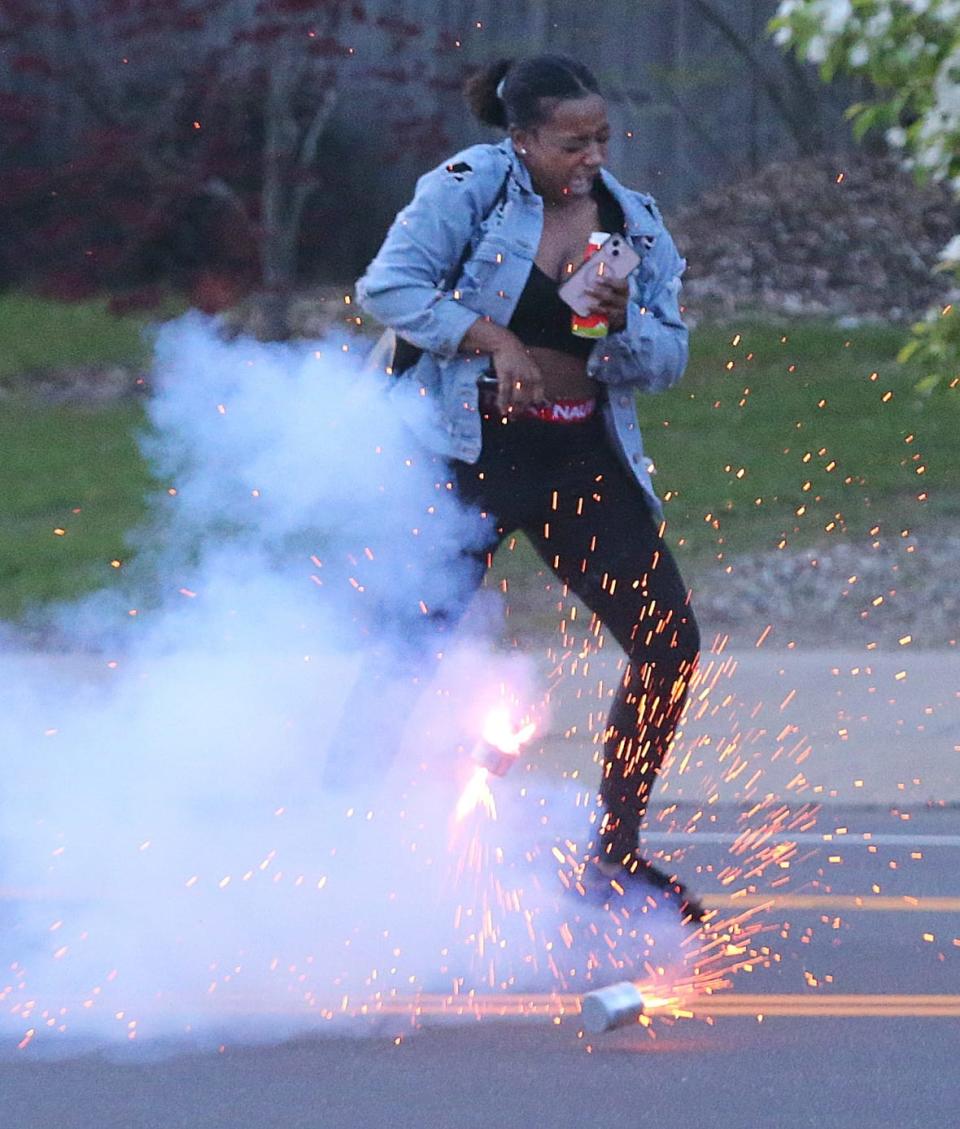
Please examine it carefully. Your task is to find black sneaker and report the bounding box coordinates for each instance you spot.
[573,851,708,925]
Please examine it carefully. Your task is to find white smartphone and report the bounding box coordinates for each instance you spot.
[557,234,641,317]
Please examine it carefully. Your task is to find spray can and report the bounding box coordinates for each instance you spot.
[570,232,610,339]
[580,982,646,1033]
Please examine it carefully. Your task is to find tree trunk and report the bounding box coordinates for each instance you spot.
[258,59,297,339]
[256,49,339,341]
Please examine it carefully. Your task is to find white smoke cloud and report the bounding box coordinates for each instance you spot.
[0,316,690,1057]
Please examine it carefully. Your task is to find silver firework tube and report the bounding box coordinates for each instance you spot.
[580,982,646,1033]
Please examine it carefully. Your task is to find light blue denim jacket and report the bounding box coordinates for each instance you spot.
[356,138,688,517]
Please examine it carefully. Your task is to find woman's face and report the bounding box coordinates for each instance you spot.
[512,94,610,205]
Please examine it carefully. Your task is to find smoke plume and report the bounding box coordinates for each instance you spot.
[0,315,689,1056]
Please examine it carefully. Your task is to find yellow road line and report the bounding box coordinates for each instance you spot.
[372,993,960,1019]
[707,894,960,912]
[682,993,960,1017]
[4,890,957,912]
[72,991,957,1022]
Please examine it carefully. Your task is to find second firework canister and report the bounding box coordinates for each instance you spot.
[580,982,646,1033]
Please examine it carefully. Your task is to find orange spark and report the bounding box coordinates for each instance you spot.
[455,766,497,822]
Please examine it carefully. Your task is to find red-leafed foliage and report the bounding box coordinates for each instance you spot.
[0,0,452,314]
[374,14,421,38]
[308,36,355,58]
[11,53,57,78]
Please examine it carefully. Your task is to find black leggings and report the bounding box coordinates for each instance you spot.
[453,413,700,860]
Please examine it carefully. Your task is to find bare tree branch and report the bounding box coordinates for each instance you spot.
[688,0,824,154]
[298,84,339,170]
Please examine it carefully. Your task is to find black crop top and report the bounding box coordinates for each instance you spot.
[507,183,625,358]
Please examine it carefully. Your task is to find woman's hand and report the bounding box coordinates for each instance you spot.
[491,336,546,414]
[459,319,544,413]
[585,276,629,333]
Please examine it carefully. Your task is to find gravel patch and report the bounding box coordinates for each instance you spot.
[672,151,960,323]
[0,364,147,405]
[691,526,960,650]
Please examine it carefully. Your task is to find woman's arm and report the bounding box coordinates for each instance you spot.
[357,146,545,409]
[459,319,545,412]
[356,148,497,360]
[587,228,689,393]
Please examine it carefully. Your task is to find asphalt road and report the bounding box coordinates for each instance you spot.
[2,804,957,1129]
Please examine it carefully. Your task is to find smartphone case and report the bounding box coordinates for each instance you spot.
[557,234,641,317]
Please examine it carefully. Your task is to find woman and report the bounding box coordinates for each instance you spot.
[355,56,703,923]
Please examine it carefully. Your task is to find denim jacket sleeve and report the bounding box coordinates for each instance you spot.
[355,148,502,359]
[588,225,688,393]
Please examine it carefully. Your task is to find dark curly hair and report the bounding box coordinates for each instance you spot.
[464,55,602,131]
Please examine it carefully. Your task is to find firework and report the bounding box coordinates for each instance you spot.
[469,738,519,778]
[580,982,646,1033]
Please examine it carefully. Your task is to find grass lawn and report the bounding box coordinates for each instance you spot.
[641,318,957,561]
[490,319,959,616]
[0,401,155,619]
[0,309,956,624]
[0,292,178,380]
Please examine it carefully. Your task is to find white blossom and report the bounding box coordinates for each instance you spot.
[820,0,853,34]
[864,9,893,38]
[915,127,946,171]
[938,234,960,264]
[805,34,829,64]
[849,42,870,66]
[905,33,929,61]
[934,45,960,117]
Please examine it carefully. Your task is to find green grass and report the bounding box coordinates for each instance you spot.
[0,401,155,618]
[0,314,956,623]
[647,319,959,564]
[490,320,959,616]
[0,293,170,379]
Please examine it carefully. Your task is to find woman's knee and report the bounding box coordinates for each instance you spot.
[623,599,700,671]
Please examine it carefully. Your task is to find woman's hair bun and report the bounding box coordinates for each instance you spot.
[463,58,513,129]
[463,55,601,132]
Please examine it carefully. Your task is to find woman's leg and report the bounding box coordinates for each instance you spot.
[520,419,700,864]
[323,475,498,797]
[325,412,559,799]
